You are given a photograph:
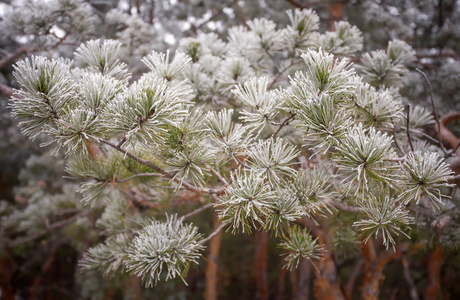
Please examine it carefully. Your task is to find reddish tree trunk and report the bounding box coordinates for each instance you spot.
[0,250,17,300]
[204,214,223,300]
[360,241,409,300]
[425,245,443,300]
[300,218,345,300]
[276,260,287,300]
[254,230,269,300]
[28,243,60,300]
[328,0,344,30]
[297,259,312,300]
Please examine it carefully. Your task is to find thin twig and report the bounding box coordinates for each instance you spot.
[116,172,162,183]
[402,255,420,300]
[199,222,226,245]
[392,124,406,155]
[268,60,301,90]
[7,212,85,247]
[230,150,250,169]
[206,164,228,185]
[324,199,360,213]
[444,140,460,162]
[415,68,447,155]
[181,203,215,221]
[401,127,443,145]
[406,105,415,152]
[100,138,221,194]
[272,113,296,139]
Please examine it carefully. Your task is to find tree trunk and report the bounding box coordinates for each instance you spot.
[360,241,409,300]
[300,218,345,300]
[276,260,287,300]
[204,214,223,300]
[425,245,443,300]
[297,259,312,300]
[328,0,344,30]
[254,230,269,300]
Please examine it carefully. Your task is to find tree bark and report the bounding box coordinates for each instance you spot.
[28,243,61,300]
[360,241,409,300]
[328,0,345,30]
[254,230,269,300]
[276,260,287,300]
[300,218,345,300]
[297,259,312,300]
[204,214,223,300]
[424,245,443,300]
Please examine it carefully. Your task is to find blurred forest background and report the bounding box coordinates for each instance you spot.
[1,0,460,299]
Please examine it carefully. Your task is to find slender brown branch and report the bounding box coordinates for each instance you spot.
[7,212,84,247]
[415,68,447,155]
[268,60,302,90]
[206,164,228,185]
[402,255,419,300]
[345,259,364,299]
[0,82,13,98]
[116,172,162,183]
[0,46,28,69]
[230,150,250,169]
[284,0,322,9]
[392,124,406,155]
[324,199,360,213]
[272,113,296,139]
[204,213,223,300]
[100,138,221,194]
[181,203,214,221]
[199,223,226,245]
[406,105,415,152]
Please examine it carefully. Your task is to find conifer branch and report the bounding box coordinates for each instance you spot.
[415,68,447,155]
[272,113,296,139]
[199,223,226,245]
[406,105,415,152]
[181,203,215,221]
[7,212,85,247]
[116,173,163,183]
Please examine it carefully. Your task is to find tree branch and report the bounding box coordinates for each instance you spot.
[406,105,415,152]
[181,203,214,221]
[199,222,226,245]
[7,212,85,247]
[324,199,360,213]
[272,113,296,139]
[415,68,447,155]
[0,82,13,98]
[100,138,223,194]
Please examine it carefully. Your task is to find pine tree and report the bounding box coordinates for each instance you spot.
[1,1,460,299]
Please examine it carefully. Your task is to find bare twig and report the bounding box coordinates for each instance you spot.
[0,82,13,98]
[324,199,360,213]
[116,172,162,183]
[402,255,419,300]
[0,46,28,69]
[7,212,85,247]
[100,138,222,194]
[206,164,228,185]
[199,222,226,245]
[445,141,460,161]
[230,150,250,169]
[406,105,415,152]
[272,113,296,139]
[284,0,322,9]
[268,60,301,89]
[392,124,406,155]
[345,259,364,299]
[181,203,214,221]
[415,68,447,155]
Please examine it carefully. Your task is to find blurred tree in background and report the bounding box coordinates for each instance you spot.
[0,1,460,300]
